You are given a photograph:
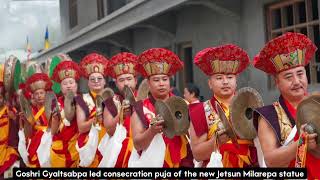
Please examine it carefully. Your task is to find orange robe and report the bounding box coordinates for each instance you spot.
[0,106,19,175]
[189,96,257,167]
[50,96,79,167]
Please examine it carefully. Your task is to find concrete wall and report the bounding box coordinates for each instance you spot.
[131,5,242,100]
[59,0,98,37]
[133,29,172,53]
[71,0,98,34]
[60,0,135,37]
[130,0,320,104]
[59,0,320,103]
[59,0,69,39]
[176,5,241,100]
[240,0,320,104]
[240,0,281,104]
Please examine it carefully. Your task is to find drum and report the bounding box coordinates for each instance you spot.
[4,55,21,95]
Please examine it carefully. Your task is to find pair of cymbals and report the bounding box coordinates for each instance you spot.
[64,91,76,122]
[18,92,34,138]
[230,87,264,140]
[155,96,190,138]
[123,85,136,105]
[215,87,264,140]
[45,91,60,130]
[19,92,34,125]
[297,94,320,144]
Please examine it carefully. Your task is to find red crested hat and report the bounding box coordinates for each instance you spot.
[79,53,108,78]
[194,44,250,76]
[107,52,138,79]
[136,48,183,77]
[52,61,82,83]
[26,73,52,93]
[19,83,31,99]
[253,32,317,74]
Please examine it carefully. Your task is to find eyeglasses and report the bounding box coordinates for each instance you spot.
[89,77,104,83]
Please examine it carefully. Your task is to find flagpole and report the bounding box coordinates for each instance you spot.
[26,36,31,61]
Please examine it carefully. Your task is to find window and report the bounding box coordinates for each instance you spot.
[97,0,105,20]
[69,0,78,29]
[126,0,134,4]
[106,0,127,15]
[266,0,320,88]
[178,42,194,91]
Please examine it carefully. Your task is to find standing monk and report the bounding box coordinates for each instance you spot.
[21,73,52,167]
[253,32,320,179]
[0,64,19,178]
[76,53,108,167]
[189,44,258,167]
[130,48,193,167]
[100,52,138,167]
[50,60,81,167]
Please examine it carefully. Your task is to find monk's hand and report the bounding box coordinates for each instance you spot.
[217,128,230,145]
[8,109,17,120]
[150,114,164,135]
[300,124,318,151]
[18,112,27,122]
[52,111,60,124]
[122,100,131,117]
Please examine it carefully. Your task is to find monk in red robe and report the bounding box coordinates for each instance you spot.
[189,44,258,167]
[50,60,81,167]
[75,53,108,167]
[130,48,193,167]
[21,73,52,167]
[100,52,138,167]
[253,32,320,179]
[0,66,19,178]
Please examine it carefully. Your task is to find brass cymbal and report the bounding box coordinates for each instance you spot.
[64,91,75,122]
[297,94,320,144]
[165,96,190,136]
[137,79,149,101]
[95,94,104,119]
[101,87,115,101]
[19,93,34,125]
[45,91,59,129]
[123,85,136,105]
[155,100,175,139]
[230,87,264,140]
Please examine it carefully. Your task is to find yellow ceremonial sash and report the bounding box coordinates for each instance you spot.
[34,106,45,123]
[33,106,47,131]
